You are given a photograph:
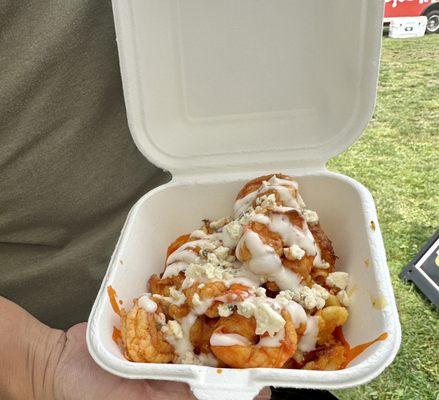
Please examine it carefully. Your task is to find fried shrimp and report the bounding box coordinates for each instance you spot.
[309,223,337,267]
[121,302,174,363]
[114,173,358,370]
[235,173,297,202]
[184,282,251,318]
[149,272,185,296]
[190,315,218,354]
[250,221,284,255]
[316,306,349,345]
[283,256,314,285]
[303,344,347,370]
[211,311,297,368]
[184,281,228,317]
[166,233,192,258]
[148,272,190,319]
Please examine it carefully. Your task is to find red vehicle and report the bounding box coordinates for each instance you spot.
[384,0,439,33]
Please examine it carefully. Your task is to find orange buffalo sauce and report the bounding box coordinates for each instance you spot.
[107,285,121,316]
[112,326,122,343]
[335,327,388,368]
[108,287,123,347]
[166,233,191,258]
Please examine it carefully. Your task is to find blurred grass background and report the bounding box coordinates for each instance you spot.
[330,35,438,400]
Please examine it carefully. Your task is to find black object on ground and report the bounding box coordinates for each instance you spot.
[270,387,339,399]
[400,230,439,308]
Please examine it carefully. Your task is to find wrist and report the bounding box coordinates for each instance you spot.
[28,322,66,400]
[0,297,66,400]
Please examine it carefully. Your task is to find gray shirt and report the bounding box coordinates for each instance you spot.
[0,0,169,329]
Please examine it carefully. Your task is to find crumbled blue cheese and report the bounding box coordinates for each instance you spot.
[153,286,186,306]
[312,284,330,299]
[237,300,257,318]
[185,261,234,283]
[162,320,183,340]
[192,293,202,307]
[303,209,319,224]
[336,290,350,307]
[255,193,277,209]
[254,287,266,297]
[238,208,256,224]
[154,312,166,327]
[284,244,305,261]
[217,303,234,317]
[253,301,285,336]
[318,261,331,270]
[190,230,208,239]
[209,217,230,231]
[169,287,186,305]
[213,246,231,261]
[275,291,292,308]
[326,272,349,290]
[179,351,218,366]
[206,252,220,265]
[222,220,243,248]
[281,284,329,310]
[236,297,285,336]
[182,244,236,287]
[178,351,198,365]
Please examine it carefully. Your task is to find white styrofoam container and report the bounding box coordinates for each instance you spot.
[389,16,428,38]
[87,1,401,399]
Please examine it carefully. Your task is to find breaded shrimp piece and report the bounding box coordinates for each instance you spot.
[190,315,218,355]
[309,223,337,267]
[149,272,185,296]
[235,174,296,201]
[211,311,297,368]
[316,306,349,345]
[185,282,251,318]
[303,344,346,370]
[121,302,174,363]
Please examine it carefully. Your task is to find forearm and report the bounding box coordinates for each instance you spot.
[0,296,66,400]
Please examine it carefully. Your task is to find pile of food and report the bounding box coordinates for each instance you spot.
[115,174,352,370]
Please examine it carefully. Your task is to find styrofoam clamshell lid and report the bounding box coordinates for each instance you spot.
[112,0,385,174]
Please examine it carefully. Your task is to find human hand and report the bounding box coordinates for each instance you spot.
[54,323,271,400]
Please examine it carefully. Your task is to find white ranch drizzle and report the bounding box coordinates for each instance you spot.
[166,313,197,359]
[166,239,213,265]
[251,209,330,270]
[210,333,251,346]
[229,276,260,288]
[285,301,308,329]
[233,175,302,218]
[257,327,285,347]
[297,315,319,352]
[138,295,158,313]
[192,297,215,316]
[269,267,302,291]
[163,234,227,278]
[250,214,271,225]
[166,250,199,268]
[236,230,283,275]
[162,261,189,279]
[268,213,316,255]
[313,245,330,269]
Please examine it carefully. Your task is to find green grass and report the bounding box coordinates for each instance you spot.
[329,35,439,400]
